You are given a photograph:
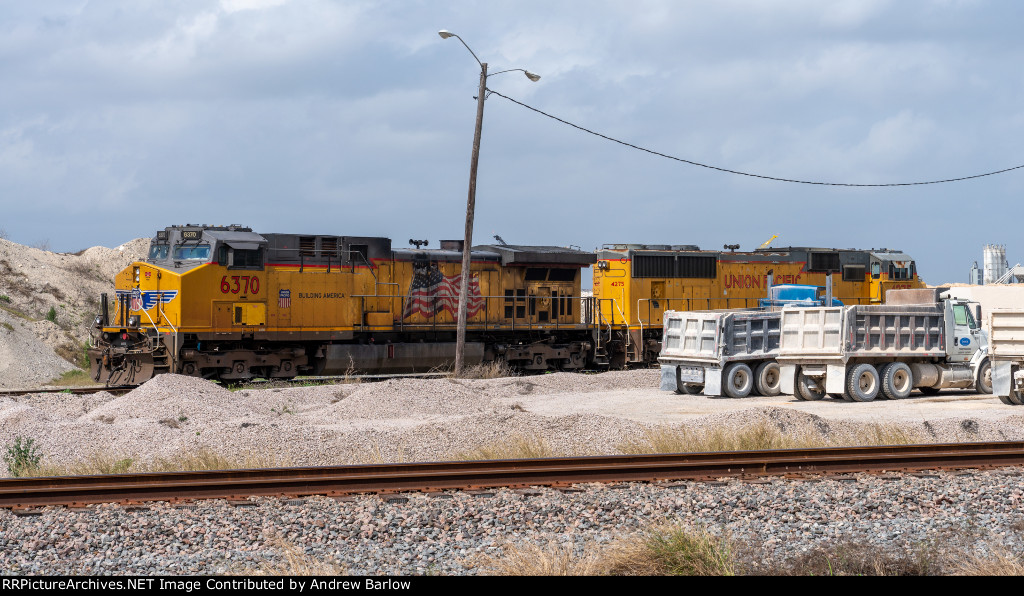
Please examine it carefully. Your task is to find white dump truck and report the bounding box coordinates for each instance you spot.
[659,281,842,398]
[777,289,992,401]
[659,308,783,397]
[988,309,1024,405]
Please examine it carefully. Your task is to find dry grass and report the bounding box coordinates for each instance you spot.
[954,548,1024,576]
[618,419,921,454]
[453,434,557,461]
[249,536,347,576]
[475,523,738,576]
[32,452,134,477]
[472,540,604,576]
[49,368,100,387]
[145,449,289,472]
[24,448,289,477]
[351,439,411,465]
[773,540,940,576]
[456,360,516,379]
[601,524,738,576]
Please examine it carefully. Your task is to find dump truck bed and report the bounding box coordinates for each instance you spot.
[660,309,780,366]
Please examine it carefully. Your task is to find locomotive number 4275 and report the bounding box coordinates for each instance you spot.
[220,275,260,295]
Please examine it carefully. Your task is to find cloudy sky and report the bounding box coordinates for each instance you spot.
[2,0,1022,285]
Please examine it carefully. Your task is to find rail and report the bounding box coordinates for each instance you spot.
[3,442,1023,508]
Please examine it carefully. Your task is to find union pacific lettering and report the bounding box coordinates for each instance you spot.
[724,273,801,289]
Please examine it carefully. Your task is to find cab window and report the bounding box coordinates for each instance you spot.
[953,304,969,326]
[173,244,211,260]
[148,244,169,260]
[229,248,264,270]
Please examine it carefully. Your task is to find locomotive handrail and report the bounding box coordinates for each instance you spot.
[349,293,589,332]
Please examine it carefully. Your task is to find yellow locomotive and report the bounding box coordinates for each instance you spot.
[89,224,596,384]
[88,225,924,383]
[590,244,924,367]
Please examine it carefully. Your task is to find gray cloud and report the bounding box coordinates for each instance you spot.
[1,0,1022,284]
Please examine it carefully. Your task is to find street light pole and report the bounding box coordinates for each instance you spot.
[438,29,539,376]
[455,60,487,376]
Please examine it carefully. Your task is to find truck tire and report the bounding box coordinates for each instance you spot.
[880,362,913,399]
[976,360,993,394]
[754,361,782,396]
[1009,386,1024,406]
[846,363,880,402]
[796,371,825,401]
[918,386,941,396]
[723,363,754,398]
[998,392,1016,405]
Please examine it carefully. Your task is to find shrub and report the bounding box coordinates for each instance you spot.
[602,524,738,576]
[46,306,57,323]
[4,437,42,477]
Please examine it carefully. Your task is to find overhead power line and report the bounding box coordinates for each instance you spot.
[487,88,1024,187]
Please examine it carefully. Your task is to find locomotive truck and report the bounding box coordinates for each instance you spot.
[777,289,992,402]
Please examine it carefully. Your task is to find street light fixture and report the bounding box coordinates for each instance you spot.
[438,29,540,376]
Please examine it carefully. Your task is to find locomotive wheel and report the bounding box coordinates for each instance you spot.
[846,363,880,402]
[976,360,993,394]
[723,363,753,398]
[795,371,825,401]
[880,362,913,399]
[753,361,782,397]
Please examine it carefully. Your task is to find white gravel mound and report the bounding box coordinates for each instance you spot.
[0,236,148,387]
[4,369,1024,477]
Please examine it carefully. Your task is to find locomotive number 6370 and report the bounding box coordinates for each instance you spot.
[220,275,260,295]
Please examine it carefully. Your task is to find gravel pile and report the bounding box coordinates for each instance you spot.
[0,237,148,388]
[3,369,1024,575]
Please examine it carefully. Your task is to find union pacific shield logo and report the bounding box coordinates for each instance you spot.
[129,288,143,311]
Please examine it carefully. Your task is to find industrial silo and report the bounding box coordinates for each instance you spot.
[984,244,1007,285]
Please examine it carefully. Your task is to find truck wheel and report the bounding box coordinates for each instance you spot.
[754,361,782,396]
[1009,387,1024,406]
[880,362,913,399]
[723,363,754,398]
[918,387,941,396]
[796,372,825,401]
[998,392,1016,405]
[846,363,880,402]
[976,360,993,394]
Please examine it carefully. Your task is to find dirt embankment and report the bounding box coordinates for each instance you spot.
[0,237,148,388]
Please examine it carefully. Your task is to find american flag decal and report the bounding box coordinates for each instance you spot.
[403,263,484,320]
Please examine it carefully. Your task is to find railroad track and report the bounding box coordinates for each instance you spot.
[3,441,1023,509]
[0,372,457,398]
